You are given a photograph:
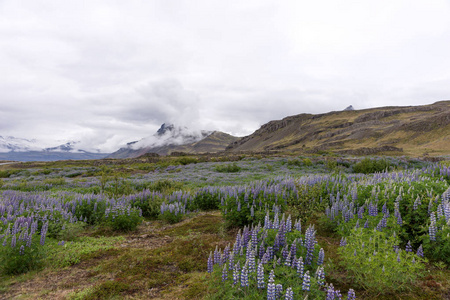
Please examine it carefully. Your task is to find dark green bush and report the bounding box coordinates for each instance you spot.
[214,163,241,173]
[130,191,164,219]
[105,207,142,231]
[177,157,198,165]
[74,198,107,225]
[0,236,46,275]
[353,158,391,174]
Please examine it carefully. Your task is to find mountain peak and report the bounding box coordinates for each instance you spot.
[156,123,175,136]
[344,105,354,111]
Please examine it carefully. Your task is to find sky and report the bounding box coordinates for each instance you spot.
[1,0,450,152]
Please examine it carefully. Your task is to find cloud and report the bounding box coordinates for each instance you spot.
[1,0,450,153]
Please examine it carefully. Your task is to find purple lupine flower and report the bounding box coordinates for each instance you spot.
[316,266,325,286]
[364,219,369,228]
[296,256,304,277]
[429,212,437,241]
[397,253,401,263]
[214,246,221,265]
[397,211,403,225]
[290,241,297,258]
[40,221,48,246]
[248,250,256,273]
[240,263,249,287]
[335,289,343,299]
[286,215,292,232]
[347,288,356,300]
[305,225,316,265]
[405,241,412,252]
[417,244,424,257]
[284,251,291,267]
[257,262,265,289]
[19,245,25,255]
[207,252,213,273]
[302,271,310,291]
[284,287,293,300]
[326,284,335,300]
[282,245,289,260]
[317,248,325,265]
[267,270,276,300]
[233,264,239,285]
[340,237,347,247]
[11,234,16,248]
[222,264,228,282]
[259,241,266,259]
[276,284,283,299]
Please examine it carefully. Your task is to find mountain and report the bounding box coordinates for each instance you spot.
[226,101,450,156]
[108,124,239,158]
[0,137,109,162]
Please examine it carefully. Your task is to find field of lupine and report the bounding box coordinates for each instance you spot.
[0,155,450,299]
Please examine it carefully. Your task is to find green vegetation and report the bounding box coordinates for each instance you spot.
[1,154,450,299]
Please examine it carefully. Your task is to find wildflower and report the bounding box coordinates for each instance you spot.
[275,284,283,298]
[417,244,424,257]
[316,266,325,286]
[240,263,249,287]
[233,266,239,285]
[326,284,335,300]
[284,287,293,300]
[222,264,228,281]
[347,288,356,300]
[405,241,412,252]
[364,219,369,229]
[207,252,213,273]
[317,248,325,265]
[296,256,304,277]
[302,271,310,291]
[257,262,265,289]
[267,270,276,300]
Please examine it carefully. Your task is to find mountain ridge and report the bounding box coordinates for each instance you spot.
[226,101,450,156]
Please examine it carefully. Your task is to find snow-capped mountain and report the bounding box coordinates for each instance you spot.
[108,123,237,158]
[0,136,42,153]
[0,136,109,161]
[129,123,212,150]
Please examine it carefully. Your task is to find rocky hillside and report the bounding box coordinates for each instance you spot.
[226,101,450,156]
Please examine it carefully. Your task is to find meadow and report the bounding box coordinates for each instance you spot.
[0,154,449,299]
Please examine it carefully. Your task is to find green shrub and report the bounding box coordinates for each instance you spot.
[160,210,184,224]
[338,228,426,293]
[421,219,450,265]
[104,206,143,231]
[146,179,184,194]
[130,192,164,219]
[214,163,241,173]
[303,158,313,166]
[353,158,391,174]
[43,177,66,186]
[0,169,20,178]
[177,157,198,165]
[188,188,221,211]
[286,159,302,167]
[0,235,46,275]
[74,197,107,225]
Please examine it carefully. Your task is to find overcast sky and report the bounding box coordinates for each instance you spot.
[1,0,450,152]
